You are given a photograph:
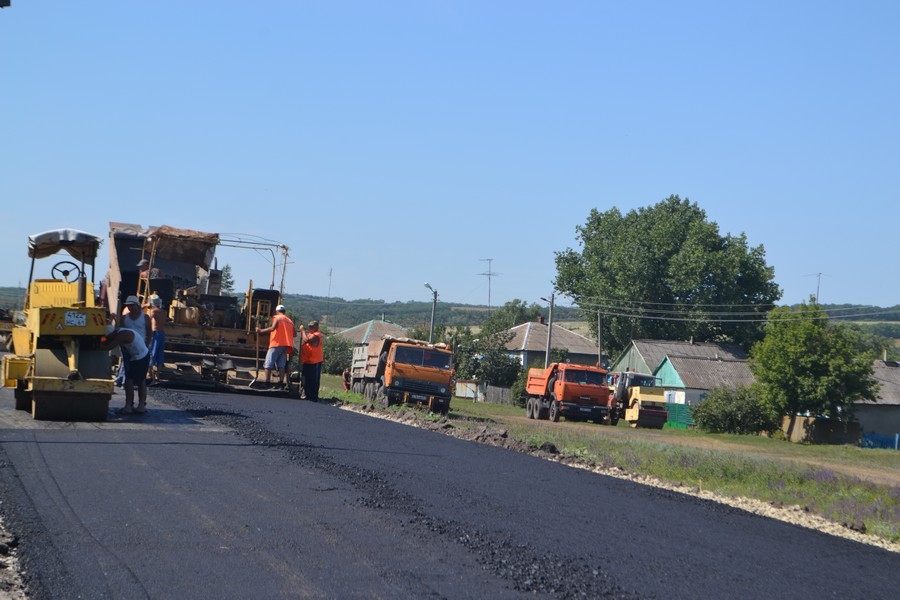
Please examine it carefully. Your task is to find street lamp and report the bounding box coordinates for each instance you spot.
[424,282,438,343]
[540,293,555,368]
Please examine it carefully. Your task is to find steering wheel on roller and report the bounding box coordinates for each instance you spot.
[51,260,83,283]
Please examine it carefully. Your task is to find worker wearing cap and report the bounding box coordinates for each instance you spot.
[114,295,150,387]
[299,320,324,401]
[101,324,150,414]
[137,258,163,280]
[256,304,294,389]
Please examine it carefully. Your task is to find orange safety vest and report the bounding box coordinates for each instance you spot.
[269,314,294,348]
[301,330,324,364]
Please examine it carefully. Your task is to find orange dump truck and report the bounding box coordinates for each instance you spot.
[525,362,615,424]
[350,336,454,414]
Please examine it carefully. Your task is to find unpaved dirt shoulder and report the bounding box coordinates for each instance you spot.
[505,414,900,488]
[340,402,900,555]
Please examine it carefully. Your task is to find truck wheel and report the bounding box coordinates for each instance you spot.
[364,382,374,403]
[549,400,560,422]
[526,398,534,419]
[375,384,389,408]
[536,402,548,420]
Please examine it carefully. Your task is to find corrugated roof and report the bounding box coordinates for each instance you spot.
[662,355,755,390]
[629,339,747,374]
[334,320,408,345]
[857,360,900,406]
[505,321,600,356]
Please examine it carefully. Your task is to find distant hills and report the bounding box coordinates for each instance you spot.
[2,286,897,338]
[277,293,582,331]
[0,287,579,331]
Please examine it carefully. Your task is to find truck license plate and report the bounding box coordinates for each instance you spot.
[580,407,591,412]
[411,394,428,401]
[65,311,87,327]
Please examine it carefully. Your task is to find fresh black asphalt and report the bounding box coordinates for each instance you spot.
[0,386,897,599]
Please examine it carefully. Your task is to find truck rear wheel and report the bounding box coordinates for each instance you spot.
[526,398,534,419]
[549,400,560,422]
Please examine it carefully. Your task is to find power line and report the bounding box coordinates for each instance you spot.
[593,306,899,324]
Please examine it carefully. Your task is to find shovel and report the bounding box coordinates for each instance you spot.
[249,304,262,388]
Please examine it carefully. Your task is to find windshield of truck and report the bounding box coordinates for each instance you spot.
[563,369,607,386]
[393,345,452,370]
[629,374,657,387]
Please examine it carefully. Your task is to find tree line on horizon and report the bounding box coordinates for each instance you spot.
[0,287,898,339]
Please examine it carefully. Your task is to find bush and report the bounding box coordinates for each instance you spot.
[508,370,529,408]
[691,384,779,435]
[322,335,353,375]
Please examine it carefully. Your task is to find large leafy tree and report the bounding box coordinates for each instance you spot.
[554,195,781,354]
[750,300,879,437]
[480,299,542,335]
[451,322,521,387]
[451,299,538,383]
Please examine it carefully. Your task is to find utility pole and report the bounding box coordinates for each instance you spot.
[328,267,335,331]
[597,309,604,368]
[479,258,500,313]
[806,272,826,305]
[424,282,438,343]
[541,293,555,368]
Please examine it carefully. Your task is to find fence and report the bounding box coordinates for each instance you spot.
[860,433,900,450]
[483,384,513,405]
[664,403,694,429]
[454,383,515,405]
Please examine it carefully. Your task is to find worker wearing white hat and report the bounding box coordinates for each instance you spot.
[255,304,295,390]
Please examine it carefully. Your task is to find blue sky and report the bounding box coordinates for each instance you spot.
[1,1,897,310]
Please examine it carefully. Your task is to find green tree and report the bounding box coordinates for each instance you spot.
[844,323,899,361]
[691,384,779,435]
[322,335,353,375]
[473,336,521,386]
[508,369,530,407]
[451,326,520,386]
[750,300,880,438]
[220,264,236,296]
[554,195,781,355]
[480,299,542,335]
[407,324,448,344]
